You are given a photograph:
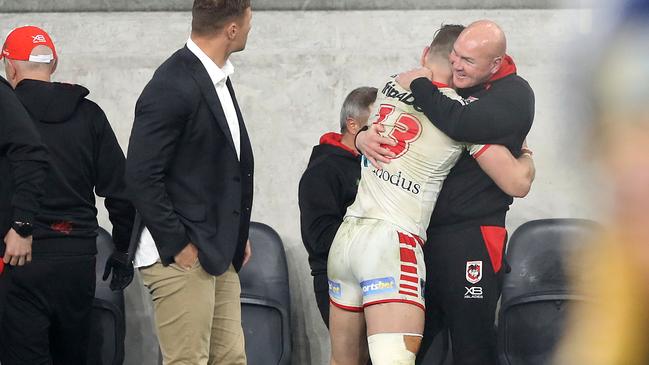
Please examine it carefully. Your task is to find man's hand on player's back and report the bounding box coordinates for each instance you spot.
[396,68,433,91]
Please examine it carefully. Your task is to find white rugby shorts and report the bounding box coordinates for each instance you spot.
[327,217,426,312]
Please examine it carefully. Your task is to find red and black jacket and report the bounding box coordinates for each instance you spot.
[409,56,535,229]
[298,132,360,276]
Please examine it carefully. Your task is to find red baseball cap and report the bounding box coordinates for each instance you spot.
[1,26,57,63]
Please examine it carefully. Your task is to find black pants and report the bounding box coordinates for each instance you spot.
[0,254,96,365]
[314,273,330,328]
[417,224,508,365]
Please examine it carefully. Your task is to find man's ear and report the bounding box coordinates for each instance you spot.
[50,58,58,75]
[420,46,430,67]
[5,59,17,83]
[490,56,503,75]
[226,22,238,40]
[346,117,358,134]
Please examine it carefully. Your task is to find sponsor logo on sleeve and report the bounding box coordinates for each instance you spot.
[361,277,397,297]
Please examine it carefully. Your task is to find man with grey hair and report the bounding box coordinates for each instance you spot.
[299,86,377,327]
[0,25,134,364]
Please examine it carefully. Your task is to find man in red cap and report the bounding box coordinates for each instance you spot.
[0,25,135,365]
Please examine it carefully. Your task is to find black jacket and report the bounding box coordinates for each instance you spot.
[0,76,48,244]
[13,79,134,255]
[126,46,254,276]
[409,56,535,228]
[299,133,360,276]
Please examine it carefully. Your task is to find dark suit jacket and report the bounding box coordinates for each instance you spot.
[126,46,254,276]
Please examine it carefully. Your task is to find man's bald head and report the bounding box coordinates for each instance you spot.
[449,19,507,88]
[3,45,56,88]
[461,20,507,58]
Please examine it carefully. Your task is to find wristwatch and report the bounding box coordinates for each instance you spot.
[12,221,33,238]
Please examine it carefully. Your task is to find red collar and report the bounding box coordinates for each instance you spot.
[432,81,449,88]
[319,132,359,156]
[489,54,517,82]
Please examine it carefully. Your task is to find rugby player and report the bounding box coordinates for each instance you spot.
[328,24,534,365]
[356,20,535,364]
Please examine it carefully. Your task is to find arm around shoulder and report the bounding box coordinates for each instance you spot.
[475,144,535,198]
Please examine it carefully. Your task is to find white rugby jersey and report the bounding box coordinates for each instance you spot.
[345,76,486,240]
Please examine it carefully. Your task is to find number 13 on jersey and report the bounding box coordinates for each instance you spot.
[373,104,422,158]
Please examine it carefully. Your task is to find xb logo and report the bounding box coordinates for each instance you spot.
[465,286,483,296]
[32,34,47,43]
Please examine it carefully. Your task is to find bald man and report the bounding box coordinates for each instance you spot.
[0,26,134,364]
[356,20,535,364]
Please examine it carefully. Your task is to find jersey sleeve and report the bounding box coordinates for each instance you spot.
[438,87,465,103]
[467,144,491,158]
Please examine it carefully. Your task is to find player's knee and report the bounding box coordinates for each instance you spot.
[367,333,422,365]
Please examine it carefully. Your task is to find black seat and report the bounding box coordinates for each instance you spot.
[87,227,125,365]
[498,219,600,365]
[238,222,292,365]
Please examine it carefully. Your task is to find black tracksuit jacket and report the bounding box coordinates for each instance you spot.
[409,57,535,229]
[12,79,134,255]
[0,76,48,242]
[299,133,361,276]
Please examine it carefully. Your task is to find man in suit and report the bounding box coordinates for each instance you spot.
[126,1,254,363]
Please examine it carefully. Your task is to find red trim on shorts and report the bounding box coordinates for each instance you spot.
[399,248,417,264]
[400,274,418,284]
[472,144,492,159]
[400,284,419,292]
[399,290,419,298]
[401,265,417,274]
[330,298,363,312]
[398,232,416,248]
[364,299,425,312]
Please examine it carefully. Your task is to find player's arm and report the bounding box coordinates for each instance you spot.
[473,144,535,198]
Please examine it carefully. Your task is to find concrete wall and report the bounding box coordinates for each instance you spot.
[0,8,596,365]
[0,0,582,12]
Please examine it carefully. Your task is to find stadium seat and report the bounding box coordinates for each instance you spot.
[498,218,600,365]
[87,227,126,365]
[239,222,292,365]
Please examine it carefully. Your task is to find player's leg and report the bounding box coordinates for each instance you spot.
[433,225,507,365]
[329,304,369,365]
[364,302,425,364]
[328,218,368,365]
[358,228,427,364]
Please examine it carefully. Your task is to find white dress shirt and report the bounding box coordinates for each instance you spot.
[134,38,242,268]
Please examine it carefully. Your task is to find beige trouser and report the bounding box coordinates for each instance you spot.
[140,261,247,365]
